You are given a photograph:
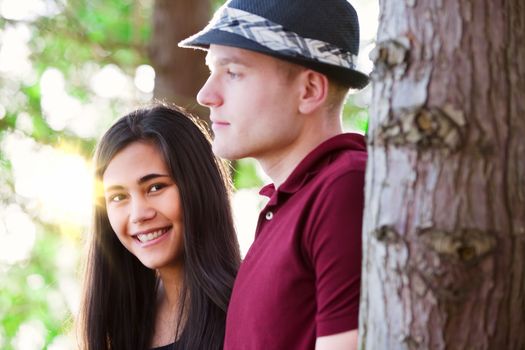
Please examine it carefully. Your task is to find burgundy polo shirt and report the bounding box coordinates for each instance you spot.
[224,133,367,350]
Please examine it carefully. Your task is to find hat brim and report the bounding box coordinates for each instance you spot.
[180,30,370,89]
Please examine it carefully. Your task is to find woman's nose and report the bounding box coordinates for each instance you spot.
[130,197,156,224]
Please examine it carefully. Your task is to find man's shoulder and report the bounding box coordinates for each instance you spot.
[316,133,367,176]
[316,146,367,185]
[294,151,366,211]
[334,146,367,171]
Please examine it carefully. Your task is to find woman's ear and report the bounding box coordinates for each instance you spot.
[297,70,329,114]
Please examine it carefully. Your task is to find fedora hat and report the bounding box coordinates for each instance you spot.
[179,0,369,89]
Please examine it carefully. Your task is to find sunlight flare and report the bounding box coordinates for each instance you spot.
[3,134,93,229]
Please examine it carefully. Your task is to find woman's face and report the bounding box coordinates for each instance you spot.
[102,141,184,272]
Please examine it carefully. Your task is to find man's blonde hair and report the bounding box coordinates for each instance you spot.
[326,78,350,113]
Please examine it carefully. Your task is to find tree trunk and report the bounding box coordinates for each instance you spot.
[149,0,211,121]
[360,0,525,349]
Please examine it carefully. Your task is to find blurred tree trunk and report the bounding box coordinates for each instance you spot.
[149,0,211,121]
[360,0,525,349]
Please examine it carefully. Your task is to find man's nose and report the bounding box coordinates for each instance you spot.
[197,75,223,108]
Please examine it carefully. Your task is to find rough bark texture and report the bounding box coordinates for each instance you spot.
[149,0,211,121]
[360,0,525,349]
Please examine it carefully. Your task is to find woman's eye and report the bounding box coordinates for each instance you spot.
[149,183,166,193]
[109,194,126,203]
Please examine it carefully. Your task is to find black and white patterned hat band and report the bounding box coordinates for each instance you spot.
[185,6,357,70]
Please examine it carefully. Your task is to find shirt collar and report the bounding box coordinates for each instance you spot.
[259,133,366,203]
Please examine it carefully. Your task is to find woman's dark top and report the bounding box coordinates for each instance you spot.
[151,342,177,350]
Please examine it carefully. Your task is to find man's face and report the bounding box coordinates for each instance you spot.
[197,45,304,163]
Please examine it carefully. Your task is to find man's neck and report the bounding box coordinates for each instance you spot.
[260,116,343,188]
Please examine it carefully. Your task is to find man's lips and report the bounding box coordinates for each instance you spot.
[211,121,230,132]
[210,118,230,126]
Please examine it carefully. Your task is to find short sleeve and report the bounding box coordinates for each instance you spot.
[303,170,364,337]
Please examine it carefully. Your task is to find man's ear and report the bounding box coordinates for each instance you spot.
[297,70,329,114]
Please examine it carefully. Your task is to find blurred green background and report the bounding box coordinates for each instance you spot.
[0,0,377,348]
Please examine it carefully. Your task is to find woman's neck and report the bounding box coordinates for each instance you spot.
[151,265,185,348]
[157,264,184,308]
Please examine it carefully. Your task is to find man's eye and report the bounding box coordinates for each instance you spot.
[227,70,239,78]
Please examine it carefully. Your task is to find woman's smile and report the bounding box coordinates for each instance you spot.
[134,226,173,245]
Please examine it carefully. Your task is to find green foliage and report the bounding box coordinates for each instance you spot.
[343,94,370,135]
[212,0,227,11]
[0,224,76,349]
[0,0,153,347]
[233,159,264,189]
[33,0,152,73]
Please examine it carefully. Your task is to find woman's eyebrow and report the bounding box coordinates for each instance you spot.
[104,174,170,193]
[104,184,125,193]
[137,173,171,184]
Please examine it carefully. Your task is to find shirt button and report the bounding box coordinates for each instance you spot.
[265,211,273,220]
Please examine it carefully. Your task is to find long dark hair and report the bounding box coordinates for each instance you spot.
[79,104,240,349]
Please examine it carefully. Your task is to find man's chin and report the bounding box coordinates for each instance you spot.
[212,144,237,160]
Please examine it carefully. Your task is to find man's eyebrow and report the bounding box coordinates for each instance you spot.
[205,55,250,67]
[104,174,170,193]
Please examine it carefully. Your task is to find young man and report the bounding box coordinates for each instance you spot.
[180,0,369,349]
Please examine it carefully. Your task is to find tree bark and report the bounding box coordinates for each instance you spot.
[360,0,525,349]
[149,0,211,121]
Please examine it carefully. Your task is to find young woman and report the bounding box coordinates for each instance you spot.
[79,104,240,349]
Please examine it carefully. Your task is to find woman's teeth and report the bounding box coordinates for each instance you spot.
[137,227,169,243]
